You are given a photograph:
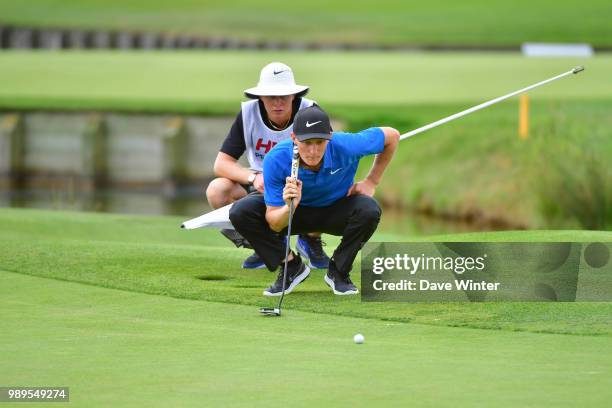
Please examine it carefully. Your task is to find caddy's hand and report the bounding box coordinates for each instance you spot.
[283,177,302,208]
[347,179,376,197]
[253,173,265,193]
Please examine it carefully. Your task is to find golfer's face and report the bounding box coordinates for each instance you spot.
[260,95,295,125]
[298,138,328,167]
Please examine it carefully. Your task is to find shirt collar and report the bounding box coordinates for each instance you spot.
[321,138,334,170]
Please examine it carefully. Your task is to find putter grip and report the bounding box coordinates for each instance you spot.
[290,144,299,179]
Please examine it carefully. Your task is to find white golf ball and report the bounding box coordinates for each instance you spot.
[353,333,365,344]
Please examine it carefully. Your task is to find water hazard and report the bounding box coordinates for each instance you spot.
[0,186,494,237]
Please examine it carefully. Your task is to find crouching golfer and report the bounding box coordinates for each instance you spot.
[229,106,399,295]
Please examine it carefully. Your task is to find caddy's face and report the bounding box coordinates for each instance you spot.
[297,138,329,168]
[260,95,295,126]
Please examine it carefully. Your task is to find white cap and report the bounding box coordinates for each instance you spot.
[244,62,309,99]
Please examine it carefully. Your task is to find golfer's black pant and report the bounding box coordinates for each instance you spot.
[229,193,381,276]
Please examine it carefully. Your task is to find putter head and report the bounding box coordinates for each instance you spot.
[572,66,585,74]
[259,307,281,316]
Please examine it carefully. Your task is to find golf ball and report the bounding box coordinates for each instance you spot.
[353,333,365,344]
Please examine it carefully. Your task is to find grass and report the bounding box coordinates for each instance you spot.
[1,207,612,406]
[0,51,609,113]
[0,51,609,227]
[1,0,611,47]
[533,124,611,229]
[353,99,612,229]
[3,272,612,407]
[0,207,611,336]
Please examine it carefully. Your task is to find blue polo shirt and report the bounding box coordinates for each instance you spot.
[263,127,385,207]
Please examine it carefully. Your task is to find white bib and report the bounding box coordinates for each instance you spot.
[242,97,315,171]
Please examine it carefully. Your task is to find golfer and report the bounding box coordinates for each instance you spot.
[229,106,399,295]
[206,62,330,269]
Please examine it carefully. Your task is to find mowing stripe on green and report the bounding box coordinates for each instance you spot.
[0,51,610,113]
[1,271,611,407]
[1,208,611,336]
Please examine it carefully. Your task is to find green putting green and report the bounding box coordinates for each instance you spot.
[1,208,611,405]
[2,268,612,407]
[0,207,611,335]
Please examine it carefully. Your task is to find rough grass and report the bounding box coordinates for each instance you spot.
[1,208,611,337]
[1,0,611,46]
[352,100,612,229]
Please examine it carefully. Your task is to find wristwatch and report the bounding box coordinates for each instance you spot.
[247,173,257,185]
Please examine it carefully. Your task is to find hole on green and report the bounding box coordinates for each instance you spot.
[196,275,230,281]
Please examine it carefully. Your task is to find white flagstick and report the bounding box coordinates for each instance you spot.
[400,66,584,141]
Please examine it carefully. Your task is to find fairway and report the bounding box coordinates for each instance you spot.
[0,51,609,113]
[3,271,612,407]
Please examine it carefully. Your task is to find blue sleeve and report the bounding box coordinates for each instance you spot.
[337,127,385,159]
[263,158,286,207]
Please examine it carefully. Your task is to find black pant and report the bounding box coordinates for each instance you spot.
[229,193,381,276]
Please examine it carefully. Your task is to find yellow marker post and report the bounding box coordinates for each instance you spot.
[519,94,529,139]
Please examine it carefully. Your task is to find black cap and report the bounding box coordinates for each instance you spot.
[293,106,332,141]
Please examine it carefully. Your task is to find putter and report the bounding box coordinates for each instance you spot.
[400,66,584,141]
[260,143,300,317]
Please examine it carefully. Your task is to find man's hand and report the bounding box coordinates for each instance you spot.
[253,173,265,193]
[283,177,302,207]
[347,178,377,197]
[355,127,399,197]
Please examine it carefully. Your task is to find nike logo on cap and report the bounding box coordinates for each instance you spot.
[305,121,322,128]
[273,69,287,75]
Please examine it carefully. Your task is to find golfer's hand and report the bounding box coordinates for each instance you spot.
[253,173,264,193]
[283,177,302,207]
[347,179,376,197]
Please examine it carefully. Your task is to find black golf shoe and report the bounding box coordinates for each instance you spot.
[263,254,310,297]
[324,270,359,295]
